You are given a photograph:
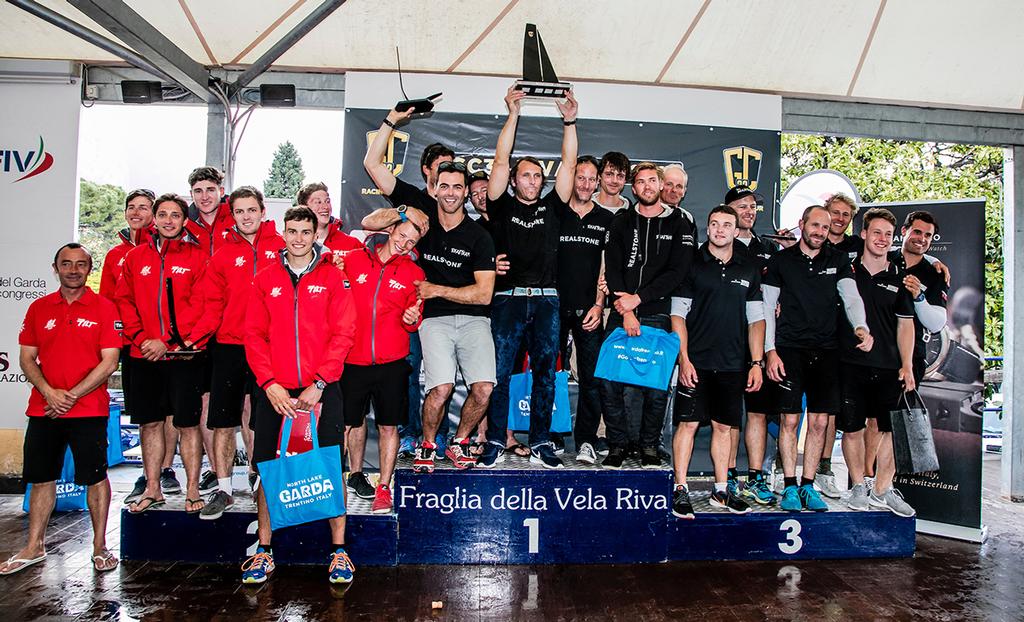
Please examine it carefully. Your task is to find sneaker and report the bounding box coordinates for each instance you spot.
[864,475,875,493]
[412,445,437,474]
[328,548,355,584]
[672,486,695,519]
[772,468,786,494]
[726,477,740,498]
[780,485,802,512]
[124,475,147,505]
[476,444,505,469]
[551,435,566,455]
[434,434,448,460]
[576,442,598,465]
[371,484,393,514]
[710,489,753,515]
[347,472,376,499]
[398,436,416,457]
[869,487,916,517]
[593,438,610,457]
[847,483,870,511]
[814,472,842,499]
[241,548,275,584]
[248,472,259,493]
[200,490,234,521]
[160,468,181,494]
[199,470,219,494]
[640,447,661,469]
[602,447,626,470]
[445,440,477,470]
[798,483,829,512]
[530,444,564,469]
[738,476,777,506]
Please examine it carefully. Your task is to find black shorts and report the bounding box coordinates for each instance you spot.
[838,363,903,434]
[251,382,345,469]
[128,356,205,428]
[120,346,134,417]
[744,377,778,419]
[673,369,746,427]
[23,416,108,486]
[207,343,256,429]
[198,336,215,394]
[774,347,841,415]
[341,359,411,428]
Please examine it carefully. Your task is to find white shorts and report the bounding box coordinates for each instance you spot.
[419,315,497,391]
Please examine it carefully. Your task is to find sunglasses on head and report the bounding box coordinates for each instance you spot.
[437,161,467,173]
[128,188,156,200]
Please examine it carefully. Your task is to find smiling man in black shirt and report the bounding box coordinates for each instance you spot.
[762,205,872,512]
[478,84,578,470]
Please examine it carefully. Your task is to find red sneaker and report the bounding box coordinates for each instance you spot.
[371,484,393,514]
[413,443,436,474]
[445,440,477,469]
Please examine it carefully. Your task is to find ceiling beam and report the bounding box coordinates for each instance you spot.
[656,0,711,84]
[846,0,887,97]
[446,0,520,74]
[69,0,214,101]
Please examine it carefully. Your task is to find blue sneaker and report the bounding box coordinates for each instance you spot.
[477,444,505,469]
[398,436,416,457]
[529,443,564,469]
[798,484,829,512]
[780,485,802,512]
[241,548,275,584]
[727,477,740,498]
[434,434,448,459]
[739,476,777,506]
[328,548,355,584]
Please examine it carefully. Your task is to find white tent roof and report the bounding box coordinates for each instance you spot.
[2,0,1022,112]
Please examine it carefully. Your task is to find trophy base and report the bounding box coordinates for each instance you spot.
[514,80,572,98]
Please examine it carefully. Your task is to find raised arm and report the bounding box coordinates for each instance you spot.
[488,85,525,202]
[363,106,415,197]
[553,91,578,203]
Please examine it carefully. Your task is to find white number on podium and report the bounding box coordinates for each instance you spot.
[778,519,803,554]
[246,519,259,556]
[523,518,540,554]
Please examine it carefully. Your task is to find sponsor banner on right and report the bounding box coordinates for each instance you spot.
[859,199,985,532]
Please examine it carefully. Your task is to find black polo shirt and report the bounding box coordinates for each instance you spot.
[763,243,854,349]
[388,178,436,213]
[828,234,863,261]
[489,190,562,291]
[417,209,496,319]
[679,244,763,372]
[890,250,949,362]
[840,259,915,369]
[556,200,613,311]
[734,233,776,270]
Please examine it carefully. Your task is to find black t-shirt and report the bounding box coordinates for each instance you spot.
[388,178,437,214]
[489,190,562,291]
[556,201,613,311]
[890,250,949,362]
[840,259,915,369]
[733,234,777,271]
[763,244,854,349]
[679,244,763,372]
[417,208,496,318]
[828,234,864,261]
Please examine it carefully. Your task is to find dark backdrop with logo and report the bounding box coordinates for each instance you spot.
[341,108,781,238]
[859,199,985,533]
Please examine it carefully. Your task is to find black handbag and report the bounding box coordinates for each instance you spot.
[891,390,940,474]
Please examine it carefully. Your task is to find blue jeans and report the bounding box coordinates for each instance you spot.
[485,295,560,448]
[400,332,450,440]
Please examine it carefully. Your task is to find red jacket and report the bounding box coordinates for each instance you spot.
[245,246,356,390]
[99,227,153,300]
[342,234,424,365]
[323,218,363,256]
[114,232,208,358]
[186,197,234,257]
[192,221,284,346]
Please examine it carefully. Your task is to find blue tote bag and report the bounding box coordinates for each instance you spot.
[258,410,346,531]
[594,327,680,391]
[508,370,572,433]
[23,446,87,513]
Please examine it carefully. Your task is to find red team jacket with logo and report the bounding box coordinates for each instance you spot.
[191,221,284,346]
[245,246,357,390]
[19,288,122,418]
[323,218,363,255]
[342,234,424,366]
[186,197,234,257]
[114,233,208,358]
[99,227,153,300]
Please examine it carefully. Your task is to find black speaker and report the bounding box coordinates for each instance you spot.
[260,84,295,107]
[120,80,162,104]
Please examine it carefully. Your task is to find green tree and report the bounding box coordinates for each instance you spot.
[263,141,305,201]
[781,134,1003,355]
[78,178,126,290]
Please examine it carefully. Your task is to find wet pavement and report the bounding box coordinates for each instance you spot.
[0,457,1021,621]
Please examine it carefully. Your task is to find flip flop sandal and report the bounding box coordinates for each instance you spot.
[0,553,46,575]
[469,441,486,456]
[185,498,205,514]
[92,550,119,572]
[507,443,531,457]
[128,497,165,514]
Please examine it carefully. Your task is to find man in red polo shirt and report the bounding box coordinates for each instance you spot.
[0,244,121,576]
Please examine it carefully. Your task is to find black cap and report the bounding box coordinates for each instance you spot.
[723,185,755,204]
[469,170,489,183]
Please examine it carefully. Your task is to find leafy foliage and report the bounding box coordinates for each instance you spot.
[78,178,126,290]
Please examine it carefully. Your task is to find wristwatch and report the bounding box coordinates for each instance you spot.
[750,360,765,369]
[396,205,408,222]
[313,379,327,391]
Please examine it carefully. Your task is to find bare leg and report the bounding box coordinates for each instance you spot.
[213,427,237,498]
[779,413,801,477]
[821,416,837,470]
[378,425,399,487]
[161,416,178,469]
[347,421,367,472]
[671,422,699,485]
[874,432,896,494]
[240,396,255,466]
[728,427,739,470]
[800,413,829,481]
[200,394,214,466]
[864,418,881,477]
[745,412,767,472]
[255,486,272,546]
[136,421,166,503]
[178,426,203,509]
[421,384,454,441]
[86,479,112,556]
[711,422,732,484]
[0,480,55,571]
[454,382,494,439]
[841,429,866,485]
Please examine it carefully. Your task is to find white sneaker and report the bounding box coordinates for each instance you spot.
[772,468,786,494]
[864,476,875,493]
[814,472,842,499]
[847,483,870,511]
[868,487,916,518]
[576,442,597,465]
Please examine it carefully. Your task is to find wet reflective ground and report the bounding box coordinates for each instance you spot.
[1,458,1020,621]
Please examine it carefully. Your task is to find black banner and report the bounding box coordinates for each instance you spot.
[860,199,986,531]
[341,108,781,235]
